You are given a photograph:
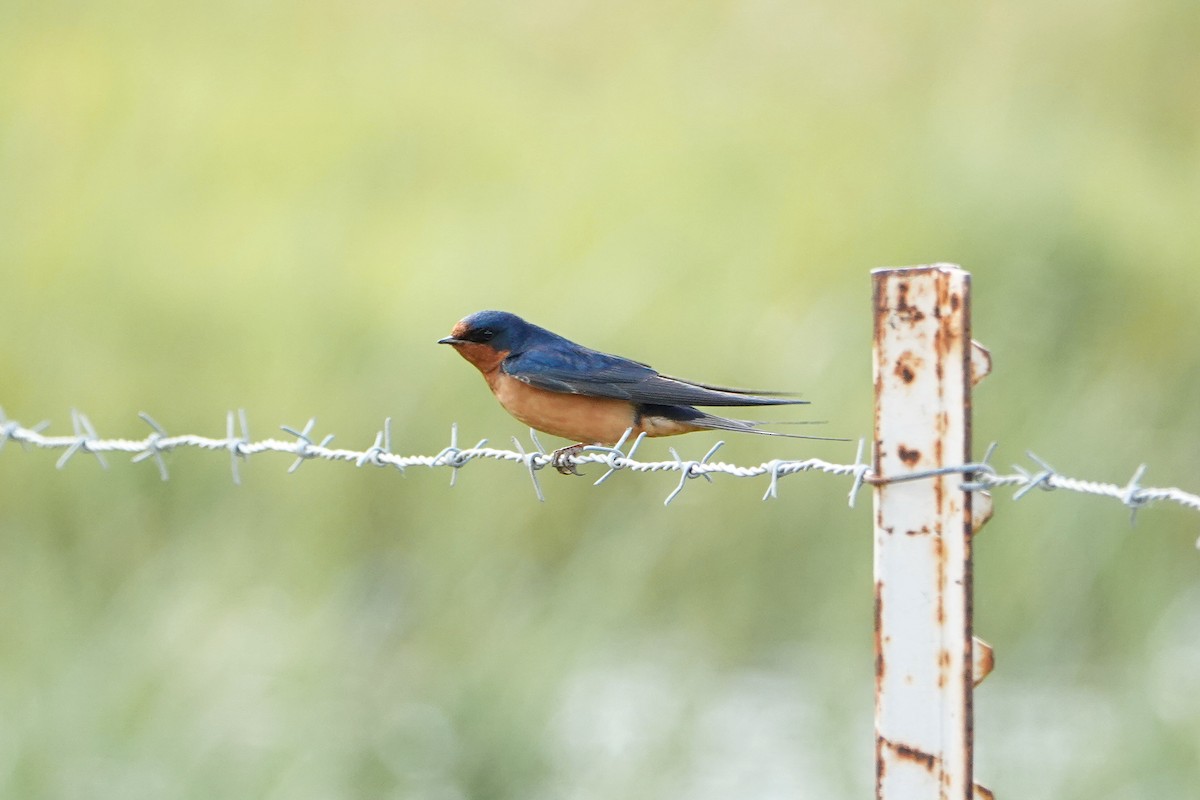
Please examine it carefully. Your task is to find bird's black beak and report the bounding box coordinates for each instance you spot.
[437,336,465,345]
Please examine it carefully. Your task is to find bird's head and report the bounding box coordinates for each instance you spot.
[438,310,532,372]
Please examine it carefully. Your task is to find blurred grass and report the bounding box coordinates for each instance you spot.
[1,0,1199,797]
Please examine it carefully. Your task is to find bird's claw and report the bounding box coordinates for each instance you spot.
[550,444,586,476]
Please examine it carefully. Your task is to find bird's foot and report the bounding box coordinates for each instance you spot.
[550,443,586,476]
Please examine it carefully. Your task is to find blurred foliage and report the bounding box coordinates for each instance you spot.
[1,0,1199,797]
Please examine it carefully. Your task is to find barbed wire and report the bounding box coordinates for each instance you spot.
[2,410,1199,533]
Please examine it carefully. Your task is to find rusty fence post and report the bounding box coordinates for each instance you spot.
[872,265,995,799]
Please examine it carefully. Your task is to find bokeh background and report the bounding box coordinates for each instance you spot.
[2,1,1199,798]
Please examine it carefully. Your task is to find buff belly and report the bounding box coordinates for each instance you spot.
[487,372,699,444]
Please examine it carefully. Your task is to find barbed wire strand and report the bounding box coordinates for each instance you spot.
[2,410,1198,540]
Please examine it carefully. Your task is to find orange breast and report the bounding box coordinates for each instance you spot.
[488,372,641,445]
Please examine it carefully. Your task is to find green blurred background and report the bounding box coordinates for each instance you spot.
[2,1,1199,797]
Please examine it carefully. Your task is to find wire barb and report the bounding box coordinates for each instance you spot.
[0,408,23,451]
[847,439,870,508]
[588,428,646,486]
[225,410,250,485]
[1121,464,1149,525]
[1010,451,1056,501]
[131,411,170,480]
[511,433,546,502]
[663,440,724,506]
[355,417,403,473]
[282,418,337,474]
[56,410,108,470]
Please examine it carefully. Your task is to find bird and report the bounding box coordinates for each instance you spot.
[438,310,838,473]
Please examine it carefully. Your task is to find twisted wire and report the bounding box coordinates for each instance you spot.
[2,411,1198,535]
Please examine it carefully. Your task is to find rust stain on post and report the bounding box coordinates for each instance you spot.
[875,584,886,685]
[895,351,923,384]
[879,737,939,772]
[895,742,937,772]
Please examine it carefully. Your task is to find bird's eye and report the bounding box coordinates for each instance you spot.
[477,329,495,342]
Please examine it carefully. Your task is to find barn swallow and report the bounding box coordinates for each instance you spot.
[439,310,838,474]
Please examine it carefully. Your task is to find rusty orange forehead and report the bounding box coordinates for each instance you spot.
[450,320,469,338]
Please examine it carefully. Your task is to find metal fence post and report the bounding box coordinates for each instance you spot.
[872,265,994,799]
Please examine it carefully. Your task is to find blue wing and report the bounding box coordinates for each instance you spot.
[501,345,807,408]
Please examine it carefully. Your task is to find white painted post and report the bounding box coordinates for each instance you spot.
[872,265,994,799]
